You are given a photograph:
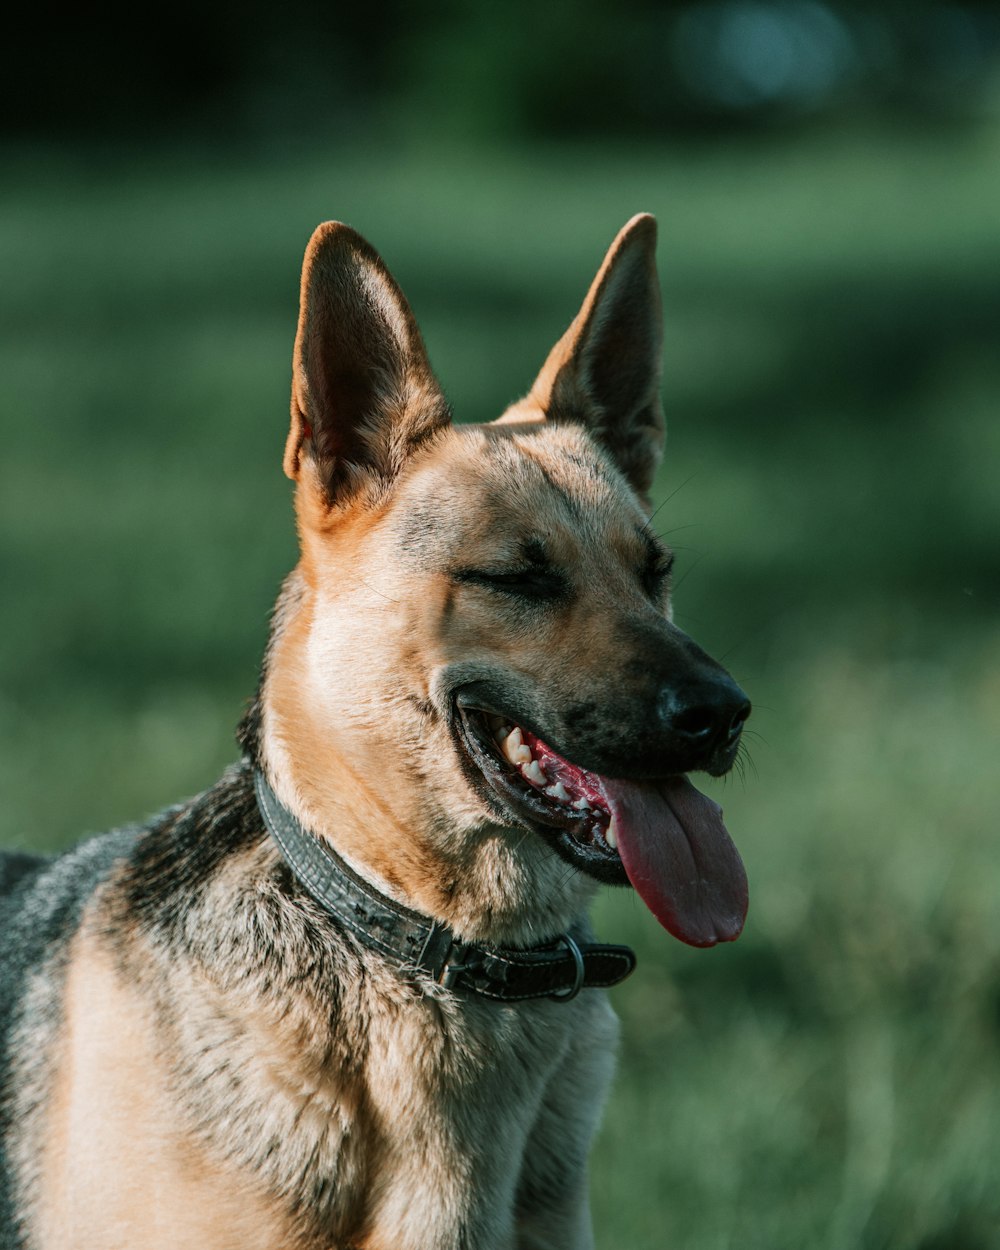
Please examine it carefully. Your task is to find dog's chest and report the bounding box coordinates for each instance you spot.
[333,982,617,1249]
[24,921,614,1250]
[159,937,617,1249]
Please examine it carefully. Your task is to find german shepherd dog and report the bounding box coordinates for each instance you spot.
[0,214,750,1249]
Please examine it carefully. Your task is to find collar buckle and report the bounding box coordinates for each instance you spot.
[438,942,483,990]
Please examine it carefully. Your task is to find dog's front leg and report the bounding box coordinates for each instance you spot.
[513,1112,596,1250]
[358,1036,548,1249]
[515,1189,593,1250]
[513,994,619,1250]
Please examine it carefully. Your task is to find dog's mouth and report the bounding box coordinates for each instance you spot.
[453,702,748,947]
[456,704,626,881]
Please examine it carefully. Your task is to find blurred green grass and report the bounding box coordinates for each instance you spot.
[2,127,999,1247]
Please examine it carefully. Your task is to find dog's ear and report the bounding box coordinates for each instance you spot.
[285,223,450,499]
[526,214,664,498]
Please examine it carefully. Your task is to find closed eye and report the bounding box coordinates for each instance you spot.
[453,566,567,601]
[642,548,674,597]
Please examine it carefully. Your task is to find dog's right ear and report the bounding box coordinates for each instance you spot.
[285,223,450,501]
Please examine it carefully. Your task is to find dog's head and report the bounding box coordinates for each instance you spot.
[257,217,750,947]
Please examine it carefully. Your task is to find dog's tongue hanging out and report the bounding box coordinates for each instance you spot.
[515,729,747,946]
[602,777,748,947]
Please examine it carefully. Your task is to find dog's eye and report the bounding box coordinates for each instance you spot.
[454,567,567,601]
[642,551,674,596]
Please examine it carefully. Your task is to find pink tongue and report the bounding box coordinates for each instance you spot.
[602,776,748,947]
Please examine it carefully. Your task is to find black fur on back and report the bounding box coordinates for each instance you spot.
[111,763,264,938]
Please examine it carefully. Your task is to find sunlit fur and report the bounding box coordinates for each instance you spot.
[2,215,670,1249]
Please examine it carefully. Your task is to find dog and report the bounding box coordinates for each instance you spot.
[0,214,750,1249]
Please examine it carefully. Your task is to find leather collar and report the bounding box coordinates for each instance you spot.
[254,770,636,1002]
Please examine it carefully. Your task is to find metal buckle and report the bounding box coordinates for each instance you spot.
[550,933,585,1002]
[438,942,482,990]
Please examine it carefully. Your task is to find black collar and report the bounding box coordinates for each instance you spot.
[254,770,635,1002]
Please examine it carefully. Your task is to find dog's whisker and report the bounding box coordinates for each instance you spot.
[640,474,700,536]
[670,551,707,593]
[651,522,698,541]
[359,579,400,604]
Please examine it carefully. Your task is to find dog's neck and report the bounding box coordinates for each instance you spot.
[254,769,635,1001]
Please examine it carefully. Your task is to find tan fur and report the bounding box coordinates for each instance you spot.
[17,858,618,1249]
[21,919,295,1250]
[10,216,678,1248]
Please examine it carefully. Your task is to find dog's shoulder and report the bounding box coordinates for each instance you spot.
[0,762,257,1007]
[0,820,144,1238]
[0,822,142,1020]
[99,761,263,934]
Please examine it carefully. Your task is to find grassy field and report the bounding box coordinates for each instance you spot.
[2,125,999,1247]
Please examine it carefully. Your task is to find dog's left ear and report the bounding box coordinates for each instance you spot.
[285,222,450,500]
[526,213,664,498]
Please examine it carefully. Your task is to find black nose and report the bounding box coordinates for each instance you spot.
[658,676,751,755]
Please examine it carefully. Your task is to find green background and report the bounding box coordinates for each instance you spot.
[3,10,1000,1246]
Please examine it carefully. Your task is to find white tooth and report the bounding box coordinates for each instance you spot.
[523,760,546,786]
[606,817,618,850]
[502,728,530,765]
[545,782,571,802]
[572,798,591,811]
